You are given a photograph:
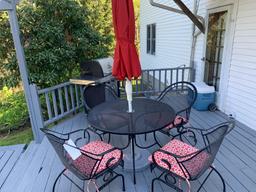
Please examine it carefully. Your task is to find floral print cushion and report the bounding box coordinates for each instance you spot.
[149,139,209,179]
[72,140,122,176]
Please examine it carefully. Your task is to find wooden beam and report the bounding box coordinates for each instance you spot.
[173,0,205,33]
[8,8,43,142]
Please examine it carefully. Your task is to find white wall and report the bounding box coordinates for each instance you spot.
[140,0,193,70]
[141,0,256,130]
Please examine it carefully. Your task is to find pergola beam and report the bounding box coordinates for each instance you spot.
[173,0,205,33]
[149,0,205,33]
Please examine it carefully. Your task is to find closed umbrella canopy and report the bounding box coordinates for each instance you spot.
[112,0,141,81]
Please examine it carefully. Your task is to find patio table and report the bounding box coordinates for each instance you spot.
[87,98,175,184]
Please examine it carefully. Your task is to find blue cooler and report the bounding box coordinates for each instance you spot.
[192,82,215,111]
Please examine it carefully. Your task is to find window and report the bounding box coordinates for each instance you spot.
[146,24,156,55]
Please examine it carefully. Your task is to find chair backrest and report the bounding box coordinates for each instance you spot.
[41,128,99,180]
[83,84,118,111]
[157,81,197,119]
[181,121,234,180]
[80,60,104,79]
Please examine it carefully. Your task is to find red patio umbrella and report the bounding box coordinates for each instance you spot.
[112,0,141,112]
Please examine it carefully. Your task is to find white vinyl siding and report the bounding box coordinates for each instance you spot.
[140,0,193,70]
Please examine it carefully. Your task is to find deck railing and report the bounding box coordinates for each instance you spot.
[32,66,194,142]
[37,82,84,126]
[120,66,195,96]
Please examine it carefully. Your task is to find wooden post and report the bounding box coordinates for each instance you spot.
[173,0,205,33]
[7,3,43,142]
[30,84,44,142]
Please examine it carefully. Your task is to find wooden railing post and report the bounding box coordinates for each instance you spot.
[29,84,44,143]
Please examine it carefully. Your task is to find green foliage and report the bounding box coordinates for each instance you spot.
[0,0,112,88]
[134,0,140,51]
[79,0,114,54]
[0,87,29,134]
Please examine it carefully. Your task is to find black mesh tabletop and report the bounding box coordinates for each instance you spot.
[88,98,175,135]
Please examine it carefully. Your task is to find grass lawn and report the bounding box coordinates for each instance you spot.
[0,127,33,146]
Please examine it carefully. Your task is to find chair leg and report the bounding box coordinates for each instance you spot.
[197,166,226,192]
[212,166,226,192]
[151,176,183,192]
[98,172,125,191]
[119,174,126,191]
[151,178,158,192]
[53,169,66,192]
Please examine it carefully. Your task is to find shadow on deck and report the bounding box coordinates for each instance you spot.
[1,109,256,192]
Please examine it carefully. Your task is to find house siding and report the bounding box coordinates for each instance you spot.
[140,0,256,130]
[140,0,193,70]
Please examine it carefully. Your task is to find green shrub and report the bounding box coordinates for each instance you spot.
[0,0,112,89]
[0,87,29,134]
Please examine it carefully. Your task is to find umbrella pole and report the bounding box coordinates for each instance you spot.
[125,79,133,113]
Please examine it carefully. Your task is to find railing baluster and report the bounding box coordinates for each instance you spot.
[165,69,167,88]
[135,79,139,95]
[141,72,144,93]
[80,86,84,106]
[176,68,179,83]
[45,92,52,120]
[64,86,70,112]
[58,88,64,115]
[159,70,161,92]
[147,70,150,89]
[75,85,79,108]
[70,85,75,110]
[170,69,173,85]
[182,68,185,81]
[153,70,155,93]
[52,90,58,117]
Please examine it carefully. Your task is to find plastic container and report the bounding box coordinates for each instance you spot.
[192,82,215,111]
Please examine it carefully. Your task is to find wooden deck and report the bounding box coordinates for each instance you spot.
[1,109,256,192]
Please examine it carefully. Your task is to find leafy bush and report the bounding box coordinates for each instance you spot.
[0,87,29,134]
[0,0,112,88]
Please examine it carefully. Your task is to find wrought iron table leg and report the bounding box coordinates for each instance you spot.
[131,135,136,184]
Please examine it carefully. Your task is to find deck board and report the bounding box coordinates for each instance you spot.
[1,110,256,192]
[0,144,25,190]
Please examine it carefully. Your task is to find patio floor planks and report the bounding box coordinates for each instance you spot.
[0,144,26,189]
[0,110,256,192]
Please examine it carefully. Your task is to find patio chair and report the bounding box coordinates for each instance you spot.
[157,81,197,137]
[41,127,125,192]
[149,120,235,192]
[83,83,118,113]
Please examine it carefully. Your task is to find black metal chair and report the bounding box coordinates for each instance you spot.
[41,127,125,192]
[157,81,197,137]
[149,120,235,192]
[83,83,118,113]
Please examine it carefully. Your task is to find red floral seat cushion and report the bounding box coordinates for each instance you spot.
[149,139,210,179]
[72,140,122,176]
